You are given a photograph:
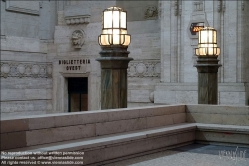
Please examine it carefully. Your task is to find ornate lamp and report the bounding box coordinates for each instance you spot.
[96,6,133,109]
[195,27,220,56]
[98,6,130,46]
[194,27,222,104]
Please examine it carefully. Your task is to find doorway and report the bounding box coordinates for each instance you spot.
[68,77,88,112]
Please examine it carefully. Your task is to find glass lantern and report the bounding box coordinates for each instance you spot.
[98,6,131,46]
[195,27,220,56]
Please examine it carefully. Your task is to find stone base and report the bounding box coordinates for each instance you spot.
[154,83,247,105]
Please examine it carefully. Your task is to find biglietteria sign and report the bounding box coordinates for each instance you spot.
[58,59,90,71]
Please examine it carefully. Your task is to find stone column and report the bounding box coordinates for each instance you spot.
[96,46,133,109]
[194,56,222,104]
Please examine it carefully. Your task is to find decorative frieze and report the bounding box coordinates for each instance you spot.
[128,60,160,78]
[0,61,52,78]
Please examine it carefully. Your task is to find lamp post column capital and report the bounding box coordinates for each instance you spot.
[194,56,222,73]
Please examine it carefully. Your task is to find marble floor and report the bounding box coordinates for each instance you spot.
[104,144,249,166]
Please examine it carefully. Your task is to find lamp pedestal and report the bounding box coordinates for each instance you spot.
[194,56,222,104]
[96,46,133,109]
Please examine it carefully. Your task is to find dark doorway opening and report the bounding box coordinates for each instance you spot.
[68,77,88,112]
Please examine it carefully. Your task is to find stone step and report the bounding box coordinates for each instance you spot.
[195,123,249,146]
[196,123,249,133]
[2,123,248,165]
[1,123,196,165]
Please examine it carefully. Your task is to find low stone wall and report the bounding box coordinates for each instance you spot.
[186,104,249,126]
[1,104,249,151]
[186,104,249,146]
[1,105,185,150]
[1,104,249,165]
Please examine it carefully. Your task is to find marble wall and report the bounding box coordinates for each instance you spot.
[117,0,161,107]
[0,0,56,117]
[52,0,161,112]
[52,1,117,112]
[154,0,249,106]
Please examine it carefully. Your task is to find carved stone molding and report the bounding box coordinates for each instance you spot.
[72,30,85,49]
[218,1,221,12]
[144,6,158,19]
[218,0,226,13]
[64,7,90,25]
[174,1,178,16]
[158,1,162,19]
[65,16,90,25]
[223,4,226,12]
[175,0,182,16]
[0,61,52,78]
[193,1,204,12]
[128,60,160,78]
